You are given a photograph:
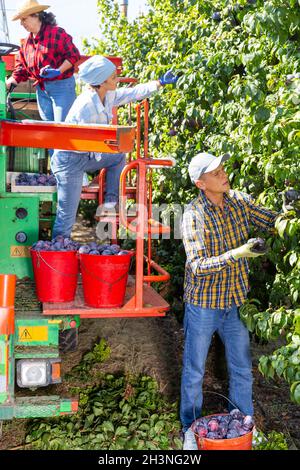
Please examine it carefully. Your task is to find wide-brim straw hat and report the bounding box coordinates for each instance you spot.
[12,0,50,21]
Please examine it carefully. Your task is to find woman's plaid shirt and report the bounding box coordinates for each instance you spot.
[182,189,278,309]
[12,24,80,89]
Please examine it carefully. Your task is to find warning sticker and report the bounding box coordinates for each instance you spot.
[18,326,48,342]
[10,246,31,258]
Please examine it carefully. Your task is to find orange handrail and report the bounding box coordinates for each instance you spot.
[119,159,173,234]
[143,257,170,283]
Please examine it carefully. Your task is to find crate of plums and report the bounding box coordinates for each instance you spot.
[11,172,57,192]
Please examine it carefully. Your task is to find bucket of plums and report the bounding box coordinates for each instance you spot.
[191,409,254,450]
[78,242,133,308]
[30,236,80,302]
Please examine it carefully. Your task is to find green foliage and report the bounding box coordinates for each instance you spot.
[253,430,289,450]
[240,301,300,403]
[85,0,300,403]
[65,339,111,381]
[25,349,181,450]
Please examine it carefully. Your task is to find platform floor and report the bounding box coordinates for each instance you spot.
[43,276,169,318]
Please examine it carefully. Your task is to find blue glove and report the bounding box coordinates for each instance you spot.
[40,66,61,79]
[159,70,179,86]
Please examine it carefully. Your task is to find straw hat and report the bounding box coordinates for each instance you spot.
[12,0,50,21]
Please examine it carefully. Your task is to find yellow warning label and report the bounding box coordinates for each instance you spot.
[10,246,31,258]
[18,326,48,342]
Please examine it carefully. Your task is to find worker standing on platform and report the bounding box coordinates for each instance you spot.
[6,0,80,123]
[51,55,178,238]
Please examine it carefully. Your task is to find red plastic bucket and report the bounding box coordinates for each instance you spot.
[30,249,79,302]
[79,252,133,308]
[191,413,253,450]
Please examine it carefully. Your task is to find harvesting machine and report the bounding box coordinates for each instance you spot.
[0,44,173,426]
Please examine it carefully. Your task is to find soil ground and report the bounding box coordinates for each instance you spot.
[1,216,299,450]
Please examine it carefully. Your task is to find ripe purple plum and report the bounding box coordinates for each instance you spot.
[230,409,244,421]
[226,429,239,439]
[243,415,254,430]
[207,419,219,432]
[196,426,208,438]
[78,245,91,254]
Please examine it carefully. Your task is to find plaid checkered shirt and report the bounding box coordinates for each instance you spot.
[182,189,278,309]
[12,24,80,89]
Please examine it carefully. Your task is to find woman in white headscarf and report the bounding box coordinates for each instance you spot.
[51,55,178,238]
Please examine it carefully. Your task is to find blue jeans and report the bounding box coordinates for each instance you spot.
[51,151,126,238]
[36,76,76,122]
[180,302,253,432]
[36,76,77,157]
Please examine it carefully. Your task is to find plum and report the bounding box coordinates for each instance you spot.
[37,175,47,185]
[228,419,242,430]
[229,409,244,420]
[212,11,221,21]
[89,241,98,250]
[219,415,231,425]
[226,429,239,439]
[248,237,268,254]
[243,415,254,430]
[101,244,111,250]
[79,245,91,254]
[196,426,208,438]
[102,249,113,255]
[239,428,250,436]
[53,242,63,250]
[218,423,228,438]
[206,432,219,439]
[207,419,219,432]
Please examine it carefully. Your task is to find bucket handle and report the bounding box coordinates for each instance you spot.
[80,260,130,291]
[34,250,78,278]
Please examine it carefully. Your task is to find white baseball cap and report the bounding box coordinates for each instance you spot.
[188,152,230,183]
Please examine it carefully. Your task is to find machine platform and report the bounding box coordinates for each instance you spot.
[42,276,169,318]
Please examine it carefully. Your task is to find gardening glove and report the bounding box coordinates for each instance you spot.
[231,238,268,260]
[159,70,179,86]
[5,76,18,90]
[39,65,61,79]
[282,188,300,213]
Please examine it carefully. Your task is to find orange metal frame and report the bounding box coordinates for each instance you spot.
[1,62,172,318]
[0,120,136,153]
[43,100,172,318]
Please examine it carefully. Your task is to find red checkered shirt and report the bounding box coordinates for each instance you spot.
[12,24,80,90]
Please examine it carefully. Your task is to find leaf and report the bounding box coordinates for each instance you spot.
[115,426,129,437]
[254,107,270,123]
[102,420,114,433]
[289,252,298,266]
[275,218,288,238]
[290,381,300,404]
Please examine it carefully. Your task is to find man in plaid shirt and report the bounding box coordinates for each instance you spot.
[180,152,279,449]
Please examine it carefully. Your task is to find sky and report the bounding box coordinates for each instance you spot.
[3,0,149,53]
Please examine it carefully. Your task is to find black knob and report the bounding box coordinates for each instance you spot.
[15,208,28,219]
[15,232,27,243]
